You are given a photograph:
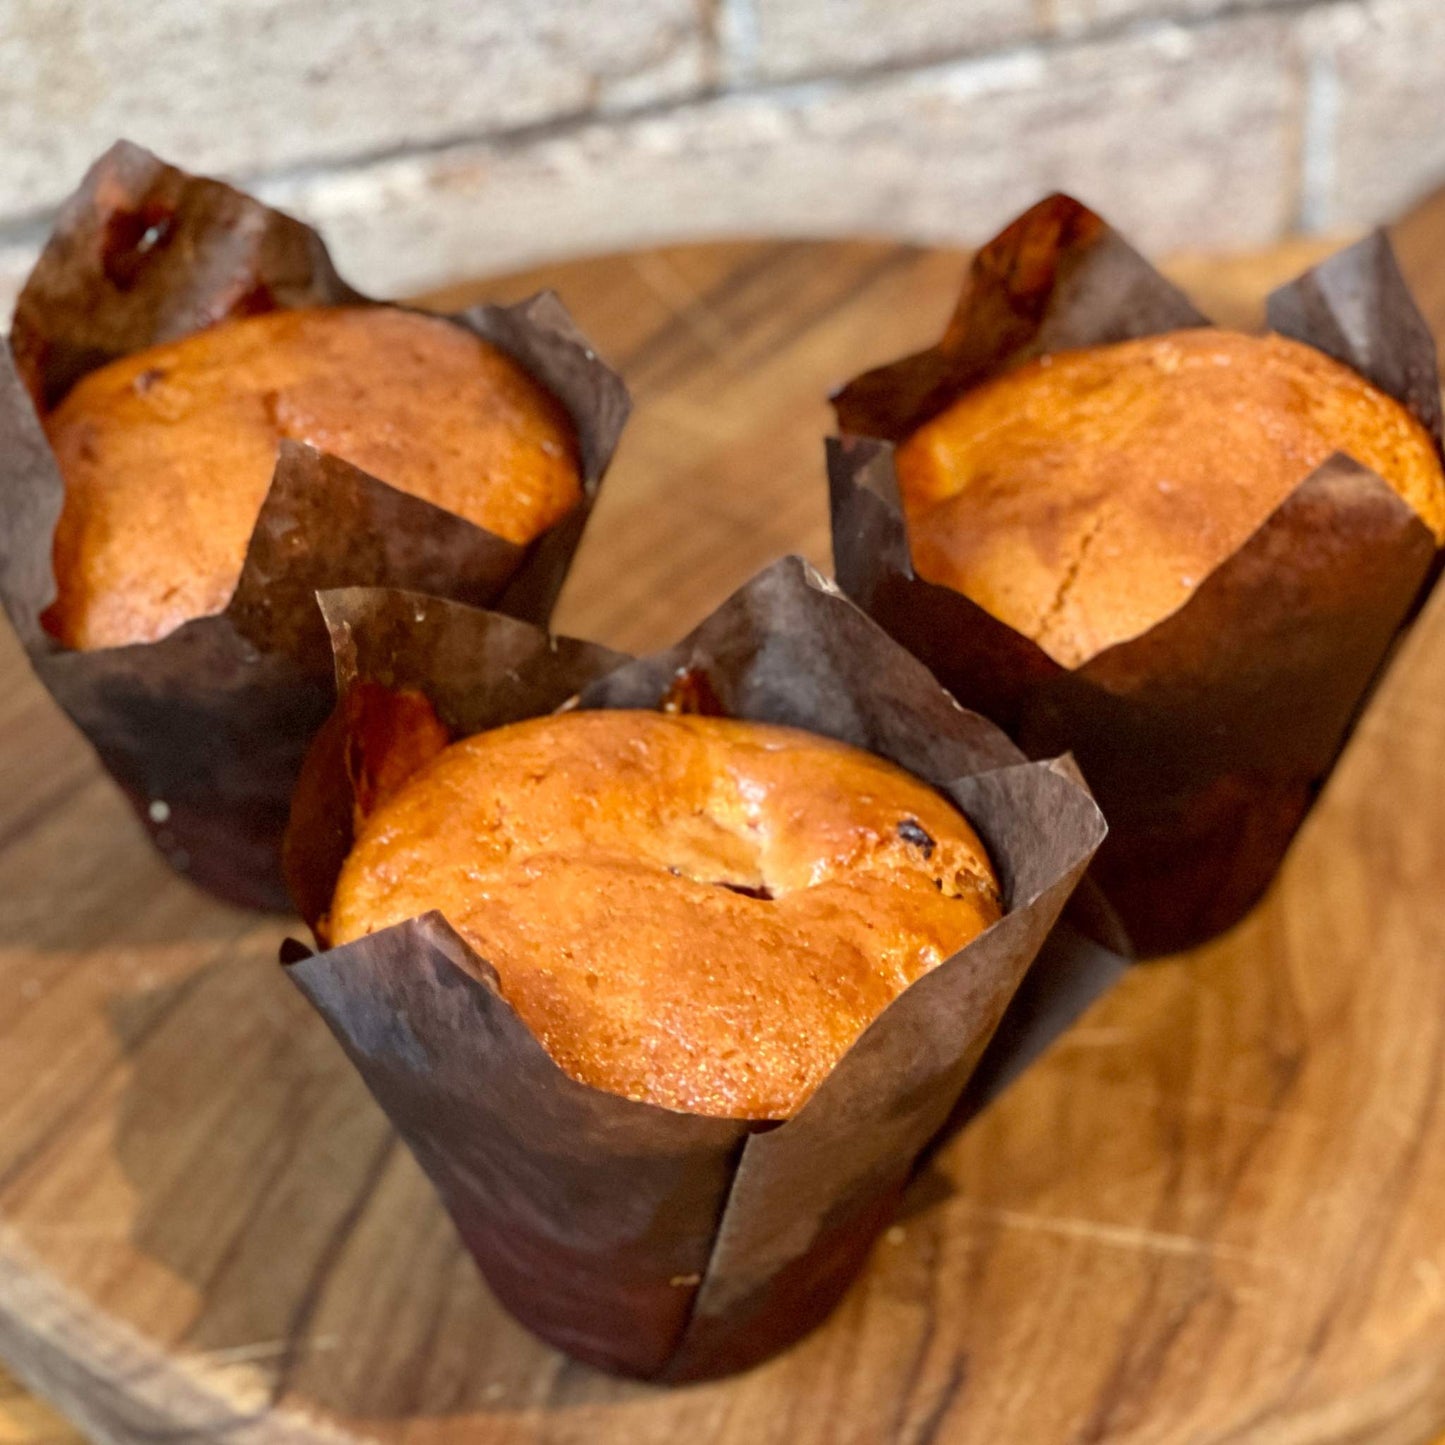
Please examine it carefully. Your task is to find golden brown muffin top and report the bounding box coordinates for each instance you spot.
[895,329,1445,668]
[42,306,582,651]
[327,709,1001,1119]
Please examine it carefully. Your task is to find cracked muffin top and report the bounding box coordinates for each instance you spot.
[894,328,1445,668]
[41,305,582,652]
[325,707,1001,1120]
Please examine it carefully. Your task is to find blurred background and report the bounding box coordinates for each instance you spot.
[0,0,1442,307]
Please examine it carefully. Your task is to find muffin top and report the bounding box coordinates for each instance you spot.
[327,708,1002,1119]
[42,305,581,651]
[895,328,1445,667]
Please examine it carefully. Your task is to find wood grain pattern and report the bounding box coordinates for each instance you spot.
[4,211,1445,1443]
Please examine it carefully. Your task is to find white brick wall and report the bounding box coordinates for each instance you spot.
[0,0,715,218]
[0,0,1441,307]
[1304,0,1445,229]
[262,16,1304,297]
[740,0,1289,77]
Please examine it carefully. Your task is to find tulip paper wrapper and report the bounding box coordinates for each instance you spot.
[0,140,629,910]
[281,557,1108,1380]
[830,194,1443,956]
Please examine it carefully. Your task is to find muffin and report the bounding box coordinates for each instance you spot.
[326,706,1002,1119]
[285,560,1106,1380]
[832,193,1445,956]
[42,305,582,650]
[894,329,1445,667]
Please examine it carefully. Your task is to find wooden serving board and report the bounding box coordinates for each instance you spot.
[4,203,1445,1445]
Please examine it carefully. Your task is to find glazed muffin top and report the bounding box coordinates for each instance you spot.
[327,708,1002,1119]
[895,329,1445,668]
[42,305,582,650]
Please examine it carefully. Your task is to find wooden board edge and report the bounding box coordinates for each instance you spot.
[0,1226,351,1445]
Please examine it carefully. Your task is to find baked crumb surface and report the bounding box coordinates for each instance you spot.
[896,329,1445,667]
[328,710,1002,1119]
[43,305,582,650]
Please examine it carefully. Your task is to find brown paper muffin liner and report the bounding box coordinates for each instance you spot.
[280,556,1109,1380]
[830,194,1443,956]
[0,140,629,910]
